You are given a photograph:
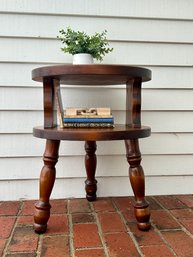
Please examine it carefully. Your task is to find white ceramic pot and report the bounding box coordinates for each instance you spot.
[73,53,94,64]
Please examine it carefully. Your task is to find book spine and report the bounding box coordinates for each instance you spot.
[64,115,113,118]
[63,123,115,128]
[63,117,114,123]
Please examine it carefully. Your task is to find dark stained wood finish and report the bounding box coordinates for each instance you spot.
[32,64,152,233]
[34,140,60,233]
[85,141,97,201]
[43,77,57,128]
[32,64,151,85]
[125,139,151,231]
[33,125,151,141]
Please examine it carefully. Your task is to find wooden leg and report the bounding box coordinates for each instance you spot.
[34,139,60,233]
[125,139,151,231]
[84,141,97,201]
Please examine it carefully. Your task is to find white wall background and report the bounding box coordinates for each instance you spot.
[1,0,193,200]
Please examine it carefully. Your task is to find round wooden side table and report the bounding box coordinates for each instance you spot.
[32,64,152,233]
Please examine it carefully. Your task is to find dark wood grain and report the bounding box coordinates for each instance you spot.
[125,139,151,231]
[33,125,151,141]
[32,64,152,233]
[32,64,151,85]
[34,140,60,233]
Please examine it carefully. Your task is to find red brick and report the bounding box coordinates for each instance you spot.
[98,212,126,233]
[155,196,186,210]
[69,199,91,213]
[128,223,164,246]
[21,200,36,216]
[73,224,101,248]
[92,198,115,212]
[0,239,6,252]
[170,209,193,220]
[0,201,20,216]
[113,197,133,211]
[9,226,38,252]
[146,196,163,210]
[104,232,140,257]
[151,210,180,230]
[122,209,137,223]
[141,245,175,257]
[17,215,33,226]
[162,230,193,257]
[75,249,105,257]
[46,215,68,235]
[176,195,193,208]
[0,217,16,238]
[50,199,67,214]
[180,220,193,234]
[41,235,69,257]
[72,213,95,224]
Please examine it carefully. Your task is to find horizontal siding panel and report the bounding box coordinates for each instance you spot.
[1,133,193,157]
[1,87,193,111]
[1,38,193,66]
[1,111,193,133]
[1,154,193,180]
[142,111,193,133]
[1,13,193,44]
[1,64,193,89]
[1,0,193,20]
[143,89,193,111]
[147,66,193,89]
[1,175,193,201]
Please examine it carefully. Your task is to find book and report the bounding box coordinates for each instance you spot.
[64,114,113,118]
[63,117,114,123]
[54,79,64,128]
[63,123,115,128]
[65,107,112,116]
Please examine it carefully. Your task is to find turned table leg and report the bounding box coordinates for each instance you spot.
[84,141,97,201]
[125,139,151,231]
[34,139,60,233]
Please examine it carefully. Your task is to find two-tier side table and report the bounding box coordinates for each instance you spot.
[32,64,152,233]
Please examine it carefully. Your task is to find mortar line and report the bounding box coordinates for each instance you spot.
[67,199,75,257]
[2,200,23,257]
[111,197,145,257]
[89,202,110,257]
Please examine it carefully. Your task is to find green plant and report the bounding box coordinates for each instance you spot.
[57,27,113,61]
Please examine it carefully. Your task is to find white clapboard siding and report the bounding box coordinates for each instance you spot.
[1,155,193,181]
[1,175,193,201]
[1,0,193,20]
[1,110,193,133]
[1,63,193,89]
[1,13,193,44]
[1,38,193,66]
[1,133,193,157]
[1,1,193,200]
[1,87,193,111]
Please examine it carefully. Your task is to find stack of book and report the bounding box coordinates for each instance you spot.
[54,80,114,128]
[63,107,114,128]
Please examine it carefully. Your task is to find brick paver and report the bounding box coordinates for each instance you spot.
[0,195,193,256]
[41,235,69,257]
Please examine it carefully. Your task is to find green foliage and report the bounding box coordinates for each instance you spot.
[57,27,113,61]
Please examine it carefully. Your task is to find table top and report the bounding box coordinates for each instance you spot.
[32,64,151,86]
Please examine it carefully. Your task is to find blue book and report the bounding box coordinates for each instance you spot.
[63,117,114,123]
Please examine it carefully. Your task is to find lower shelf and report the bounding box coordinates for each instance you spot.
[33,124,151,141]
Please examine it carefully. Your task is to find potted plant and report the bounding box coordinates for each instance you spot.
[57,27,113,64]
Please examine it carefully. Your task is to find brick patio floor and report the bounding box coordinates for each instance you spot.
[0,195,193,257]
